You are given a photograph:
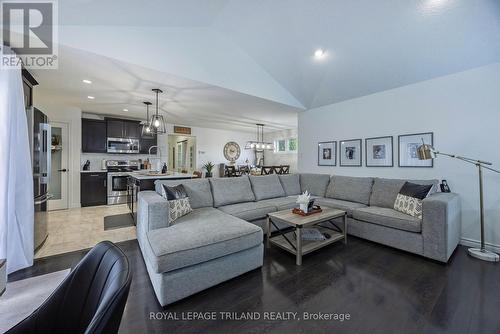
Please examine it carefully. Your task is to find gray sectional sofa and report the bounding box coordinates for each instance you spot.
[137,173,461,306]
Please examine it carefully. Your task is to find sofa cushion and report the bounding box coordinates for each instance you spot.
[278,174,301,196]
[155,179,213,209]
[218,201,277,221]
[300,173,331,197]
[249,175,285,200]
[353,207,422,233]
[258,197,298,211]
[326,175,374,205]
[210,176,255,207]
[146,207,262,273]
[370,178,439,209]
[314,197,367,217]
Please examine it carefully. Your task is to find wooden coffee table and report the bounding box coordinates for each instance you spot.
[266,208,347,265]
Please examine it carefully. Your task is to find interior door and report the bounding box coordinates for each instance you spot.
[48,122,69,210]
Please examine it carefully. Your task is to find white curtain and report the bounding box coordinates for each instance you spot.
[0,48,34,274]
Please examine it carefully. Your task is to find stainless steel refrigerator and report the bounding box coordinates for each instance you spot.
[26,107,51,253]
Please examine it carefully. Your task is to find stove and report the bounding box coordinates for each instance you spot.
[106,160,139,205]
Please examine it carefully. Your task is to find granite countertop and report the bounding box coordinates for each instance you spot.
[127,171,193,180]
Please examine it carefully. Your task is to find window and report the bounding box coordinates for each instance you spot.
[277,140,286,152]
[274,138,298,153]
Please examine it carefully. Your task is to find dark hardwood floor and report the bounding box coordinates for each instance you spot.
[9,237,500,334]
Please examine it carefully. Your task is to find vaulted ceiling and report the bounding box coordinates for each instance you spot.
[32,0,500,131]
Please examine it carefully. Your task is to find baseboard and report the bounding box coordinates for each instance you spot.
[460,238,500,253]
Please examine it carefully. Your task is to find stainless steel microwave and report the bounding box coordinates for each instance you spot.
[107,137,139,154]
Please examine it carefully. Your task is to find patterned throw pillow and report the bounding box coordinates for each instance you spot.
[162,184,192,223]
[394,182,433,219]
[168,197,193,223]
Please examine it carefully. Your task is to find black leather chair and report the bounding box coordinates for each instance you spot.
[7,241,132,334]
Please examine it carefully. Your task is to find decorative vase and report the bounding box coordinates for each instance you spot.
[205,172,212,178]
[299,203,308,213]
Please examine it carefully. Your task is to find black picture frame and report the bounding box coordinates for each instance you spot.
[317,141,337,166]
[339,139,362,167]
[365,136,394,167]
[398,132,434,168]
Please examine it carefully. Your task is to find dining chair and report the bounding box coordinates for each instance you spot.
[261,166,274,175]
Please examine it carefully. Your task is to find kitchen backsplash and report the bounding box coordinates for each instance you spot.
[80,153,164,171]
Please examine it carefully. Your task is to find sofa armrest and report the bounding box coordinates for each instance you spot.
[137,191,169,235]
[422,193,461,262]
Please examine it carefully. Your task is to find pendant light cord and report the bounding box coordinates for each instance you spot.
[156,90,159,117]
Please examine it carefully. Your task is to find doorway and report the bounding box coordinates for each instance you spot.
[48,122,69,211]
[168,134,197,173]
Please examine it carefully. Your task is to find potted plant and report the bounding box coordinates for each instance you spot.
[203,162,215,178]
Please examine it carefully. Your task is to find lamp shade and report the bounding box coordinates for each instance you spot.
[141,101,154,137]
[417,144,437,160]
[149,88,166,134]
[149,114,166,134]
[245,123,274,151]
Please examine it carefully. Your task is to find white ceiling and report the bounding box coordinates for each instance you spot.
[58,0,229,26]
[31,0,500,130]
[35,46,301,132]
[212,0,500,108]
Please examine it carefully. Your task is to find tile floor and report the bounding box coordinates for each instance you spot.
[35,205,136,259]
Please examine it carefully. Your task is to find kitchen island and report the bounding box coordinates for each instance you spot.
[127,171,193,220]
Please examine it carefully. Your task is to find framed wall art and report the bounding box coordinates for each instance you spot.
[318,141,336,166]
[398,132,433,167]
[340,139,362,167]
[365,136,393,167]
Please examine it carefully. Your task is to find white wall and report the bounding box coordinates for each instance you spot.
[160,125,255,177]
[35,94,82,209]
[264,128,298,172]
[298,63,500,251]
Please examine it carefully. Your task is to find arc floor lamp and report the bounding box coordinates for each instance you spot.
[417,141,500,262]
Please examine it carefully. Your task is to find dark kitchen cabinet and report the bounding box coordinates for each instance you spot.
[81,172,107,207]
[106,118,141,139]
[106,118,125,138]
[82,119,107,153]
[140,134,157,154]
[124,120,141,138]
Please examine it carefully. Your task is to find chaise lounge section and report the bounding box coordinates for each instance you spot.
[137,173,461,306]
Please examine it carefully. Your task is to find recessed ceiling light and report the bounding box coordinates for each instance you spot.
[87,96,95,100]
[123,108,128,112]
[314,49,325,59]
[82,79,92,84]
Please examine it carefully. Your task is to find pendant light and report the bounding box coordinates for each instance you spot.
[141,101,154,137]
[149,88,166,134]
[245,123,274,151]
